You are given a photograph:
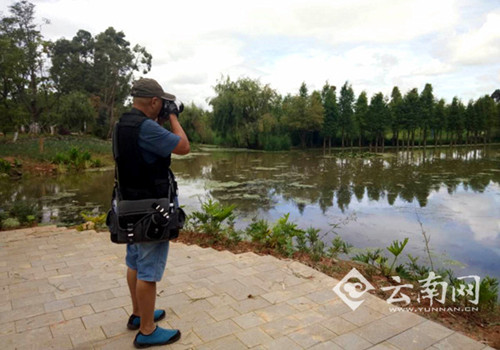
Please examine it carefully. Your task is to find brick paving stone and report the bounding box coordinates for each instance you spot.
[69,326,106,348]
[81,307,128,329]
[31,335,74,350]
[101,319,129,338]
[90,295,130,313]
[208,305,240,321]
[232,312,266,329]
[368,342,401,349]
[260,315,303,338]
[387,327,437,350]
[230,295,272,314]
[92,334,136,350]
[411,320,454,342]
[287,324,336,348]
[256,301,297,321]
[308,340,343,350]
[332,332,373,350]
[15,310,64,332]
[382,310,427,332]
[263,336,304,350]
[0,321,15,336]
[321,316,359,336]
[0,326,53,349]
[340,305,385,327]
[353,318,402,344]
[62,304,94,320]
[197,334,248,350]
[291,309,324,327]
[193,319,242,342]
[50,317,86,338]
[235,327,274,347]
[44,298,74,313]
[431,332,487,350]
[0,226,490,350]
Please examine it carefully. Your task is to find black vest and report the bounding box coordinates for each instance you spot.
[113,109,172,200]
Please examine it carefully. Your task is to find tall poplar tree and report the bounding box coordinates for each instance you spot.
[338,81,354,148]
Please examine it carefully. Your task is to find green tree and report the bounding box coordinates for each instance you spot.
[0,0,49,130]
[338,81,355,148]
[389,86,403,147]
[475,95,497,143]
[210,76,279,148]
[419,83,434,148]
[354,91,368,148]
[368,92,389,152]
[402,88,420,148]
[57,91,96,133]
[50,30,96,95]
[432,98,447,146]
[283,83,323,148]
[93,27,151,138]
[181,103,213,144]
[447,97,465,146]
[321,82,337,151]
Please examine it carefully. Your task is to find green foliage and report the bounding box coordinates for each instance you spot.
[0,136,110,162]
[0,158,12,173]
[52,146,98,170]
[190,199,237,240]
[57,91,96,132]
[81,212,106,225]
[327,235,353,259]
[477,277,499,311]
[387,237,409,273]
[246,214,305,256]
[1,217,21,229]
[8,200,39,224]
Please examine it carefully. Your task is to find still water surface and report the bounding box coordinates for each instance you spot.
[1,146,499,280]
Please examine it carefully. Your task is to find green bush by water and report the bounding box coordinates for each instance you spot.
[188,198,499,310]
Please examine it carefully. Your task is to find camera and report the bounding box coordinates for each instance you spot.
[159,99,184,120]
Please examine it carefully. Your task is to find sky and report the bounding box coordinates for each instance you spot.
[1,0,499,109]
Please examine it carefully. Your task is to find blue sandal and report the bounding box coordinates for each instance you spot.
[127,310,166,330]
[134,326,181,348]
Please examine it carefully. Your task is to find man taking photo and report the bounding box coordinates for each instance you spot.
[112,78,189,348]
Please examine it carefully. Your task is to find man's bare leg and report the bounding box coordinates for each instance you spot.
[136,279,157,335]
[127,268,139,316]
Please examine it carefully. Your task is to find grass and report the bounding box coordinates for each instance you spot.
[0,134,113,173]
[0,134,111,160]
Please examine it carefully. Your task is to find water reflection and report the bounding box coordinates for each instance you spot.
[173,146,499,214]
[0,146,498,279]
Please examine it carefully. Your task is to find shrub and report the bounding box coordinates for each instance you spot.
[190,199,237,240]
[0,158,11,173]
[2,217,20,229]
[247,213,304,256]
[9,201,40,224]
[52,147,98,170]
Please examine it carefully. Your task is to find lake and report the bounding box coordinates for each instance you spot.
[1,145,499,281]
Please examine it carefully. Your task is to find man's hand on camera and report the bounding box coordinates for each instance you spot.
[166,100,184,118]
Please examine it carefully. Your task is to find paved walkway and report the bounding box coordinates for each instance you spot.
[0,226,494,350]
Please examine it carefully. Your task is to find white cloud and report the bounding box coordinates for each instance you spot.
[449,11,500,65]
[1,0,498,107]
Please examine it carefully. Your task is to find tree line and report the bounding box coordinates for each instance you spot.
[204,78,500,151]
[1,1,499,151]
[0,0,151,138]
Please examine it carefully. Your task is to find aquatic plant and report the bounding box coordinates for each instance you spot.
[190,199,236,240]
[327,235,353,259]
[8,200,40,224]
[387,237,409,274]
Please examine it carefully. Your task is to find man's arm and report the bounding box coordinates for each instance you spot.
[169,114,190,155]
